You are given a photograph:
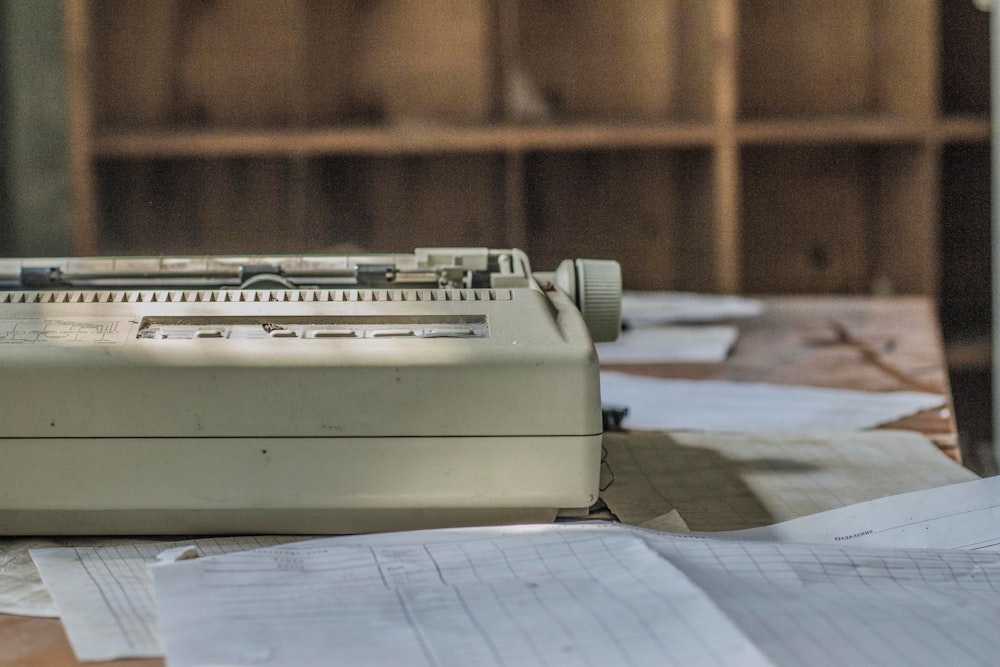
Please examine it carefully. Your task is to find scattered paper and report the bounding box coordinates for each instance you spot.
[600,371,945,433]
[639,529,1000,667]
[728,474,1000,550]
[596,325,738,364]
[30,536,305,661]
[621,291,764,326]
[25,478,1000,665]
[600,430,976,531]
[152,531,773,667]
[638,509,691,533]
[148,522,1000,667]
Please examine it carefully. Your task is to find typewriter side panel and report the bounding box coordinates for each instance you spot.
[0,434,601,534]
[0,285,604,534]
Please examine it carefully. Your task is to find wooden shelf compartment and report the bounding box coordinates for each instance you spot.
[89,0,727,132]
[95,153,509,256]
[522,148,719,290]
[90,0,497,131]
[66,0,991,305]
[740,144,939,295]
[513,1,722,123]
[738,0,937,120]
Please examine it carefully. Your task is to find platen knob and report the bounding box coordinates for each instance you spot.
[555,258,622,343]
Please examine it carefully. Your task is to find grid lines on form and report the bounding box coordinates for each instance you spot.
[30,535,300,662]
[153,531,773,667]
[73,536,293,655]
[641,532,1000,667]
[395,536,729,667]
[75,546,158,654]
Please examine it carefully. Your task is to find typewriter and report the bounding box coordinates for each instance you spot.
[0,248,620,534]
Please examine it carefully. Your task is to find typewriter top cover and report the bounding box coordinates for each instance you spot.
[0,248,620,535]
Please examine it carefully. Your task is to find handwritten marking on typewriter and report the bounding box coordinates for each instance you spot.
[0,318,128,345]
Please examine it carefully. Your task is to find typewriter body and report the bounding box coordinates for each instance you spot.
[0,248,620,535]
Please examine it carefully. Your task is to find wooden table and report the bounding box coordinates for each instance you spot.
[605,295,958,460]
[0,295,961,667]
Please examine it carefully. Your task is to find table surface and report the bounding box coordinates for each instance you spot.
[606,295,958,458]
[0,295,962,667]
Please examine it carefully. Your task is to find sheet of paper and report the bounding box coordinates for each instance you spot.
[600,371,945,433]
[596,325,738,363]
[621,291,764,326]
[31,465,1000,666]
[726,474,1000,550]
[30,536,304,661]
[600,430,977,530]
[150,524,1000,667]
[0,536,218,618]
[152,531,773,667]
[637,530,1000,667]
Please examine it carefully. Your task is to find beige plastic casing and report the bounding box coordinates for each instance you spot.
[0,277,604,534]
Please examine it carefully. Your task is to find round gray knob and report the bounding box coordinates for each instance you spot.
[561,258,621,343]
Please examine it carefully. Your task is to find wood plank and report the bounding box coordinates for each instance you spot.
[91,116,988,160]
[936,115,992,142]
[737,117,936,144]
[738,117,988,144]
[92,123,720,157]
[712,141,740,293]
[65,0,98,255]
[711,0,740,292]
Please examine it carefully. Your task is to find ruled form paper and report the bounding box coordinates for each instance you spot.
[152,532,773,667]
[30,536,303,661]
[725,474,1000,549]
[150,525,1000,667]
[639,535,1000,667]
[28,477,1000,664]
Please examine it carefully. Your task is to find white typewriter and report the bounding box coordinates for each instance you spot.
[0,248,620,535]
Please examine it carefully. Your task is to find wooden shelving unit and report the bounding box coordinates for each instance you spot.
[65,0,990,297]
